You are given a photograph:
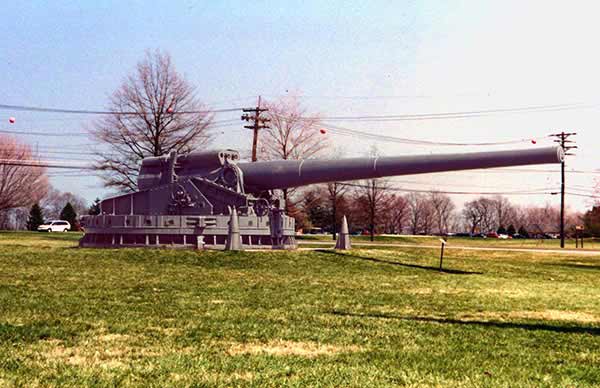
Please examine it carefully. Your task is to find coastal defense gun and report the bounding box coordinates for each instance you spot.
[80,146,563,249]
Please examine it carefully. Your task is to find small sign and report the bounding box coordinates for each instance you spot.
[575,225,584,231]
[439,238,447,245]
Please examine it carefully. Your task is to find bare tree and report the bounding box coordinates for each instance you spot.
[384,194,409,234]
[260,96,327,161]
[0,208,29,230]
[492,195,515,230]
[41,187,88,220]
[353,179,390,241]
[406,193,434,235]
[420,197,435,235]
[259,96,329,214]
[462,197,498,234]
[429,191,455,235]
[0,135,48,212]
[522,203,562,235]
[92,50,213,191]
[327,181,348,239]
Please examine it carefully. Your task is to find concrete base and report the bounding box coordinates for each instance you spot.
[79,213,297,250]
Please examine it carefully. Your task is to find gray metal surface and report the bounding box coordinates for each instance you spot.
[80,146,563,250]
[238,147,563,191]
[335,215,351,250]
[225,208,242,251]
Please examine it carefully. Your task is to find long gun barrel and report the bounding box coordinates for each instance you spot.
[238,146,563,191]
[82,145,564,251]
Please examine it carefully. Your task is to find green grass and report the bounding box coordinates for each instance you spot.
[298,233,600,250]
[1,231,599,387]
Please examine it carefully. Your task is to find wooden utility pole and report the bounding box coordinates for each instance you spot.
[241,96,270,162]
[550,131,577,248]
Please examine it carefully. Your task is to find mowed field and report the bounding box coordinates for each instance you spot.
[298,234,600,250]
[0,232,599,387]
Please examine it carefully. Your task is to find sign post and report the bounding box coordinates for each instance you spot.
[575,225,584,248]
[439,238,447,271]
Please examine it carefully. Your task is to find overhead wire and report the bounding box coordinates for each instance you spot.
[317,121,543,146]
[0,159,92,169]
[0,103,243,115]
[336,182,556,196]
[0,117,242,138]
[316,103,591,121]
[0,129,89,137]
[565,192,600,199]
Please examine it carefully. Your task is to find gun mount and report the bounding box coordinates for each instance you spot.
[80,146,563,250]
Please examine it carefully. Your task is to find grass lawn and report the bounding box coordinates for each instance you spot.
[298,233,600,250]
[0,231,599,387]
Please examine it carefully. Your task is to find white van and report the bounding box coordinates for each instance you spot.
[37,220,71,232]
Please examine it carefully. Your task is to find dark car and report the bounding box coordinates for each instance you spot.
[454,232,471,237]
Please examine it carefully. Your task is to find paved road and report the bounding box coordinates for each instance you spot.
[298,241,600,256]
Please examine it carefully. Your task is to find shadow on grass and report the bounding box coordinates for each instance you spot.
[546,263,600,271]
[36,233,82,241]
[0,321,88,343]
[330,310,600,335]
[316,249,482,275]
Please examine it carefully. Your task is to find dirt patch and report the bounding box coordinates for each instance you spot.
[147,326,181,336]
[42,341,127,368]
[97,333,131,342]
[227,340,362,358]
[228,372,254,381]
[460,310,600,324]
[480,288,533,299]
[38,331,163,369]
[407,288,433,295]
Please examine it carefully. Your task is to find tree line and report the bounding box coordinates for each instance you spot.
[292,180,583,239]
[0,186,101,231]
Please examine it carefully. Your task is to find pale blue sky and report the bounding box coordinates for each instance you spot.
[1,1,598,211]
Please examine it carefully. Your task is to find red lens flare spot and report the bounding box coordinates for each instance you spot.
[319,128,326,134]
[531,139,537,144]
[8,117,15,124]
[167,107,174,114]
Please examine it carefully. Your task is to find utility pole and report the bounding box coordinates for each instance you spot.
[241,96,270,162]
[550,131,577,248]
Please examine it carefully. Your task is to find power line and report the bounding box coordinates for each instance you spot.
[312,103,591,122]
[0,159,92,169]
[337,182,555,195]
[566,192,600,199]
[0,118,239,138]
[263,93,484,100]
[0,103,242,115]
[34,156,95,162]
[387,178,560,191]
[0,146,99,155]
[317,122,544,146]
[468,168,597,174]
[0,129,89,137]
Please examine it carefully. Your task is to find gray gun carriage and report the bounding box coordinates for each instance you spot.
[79,146,564,249]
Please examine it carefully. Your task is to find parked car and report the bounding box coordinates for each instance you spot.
[305,227,324,235]
[472,233,487,238]
[37,220,71,232]
[498,234,510,239]
[512,233,526,239]
[454,232,471,237]
[486,232,499,238]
